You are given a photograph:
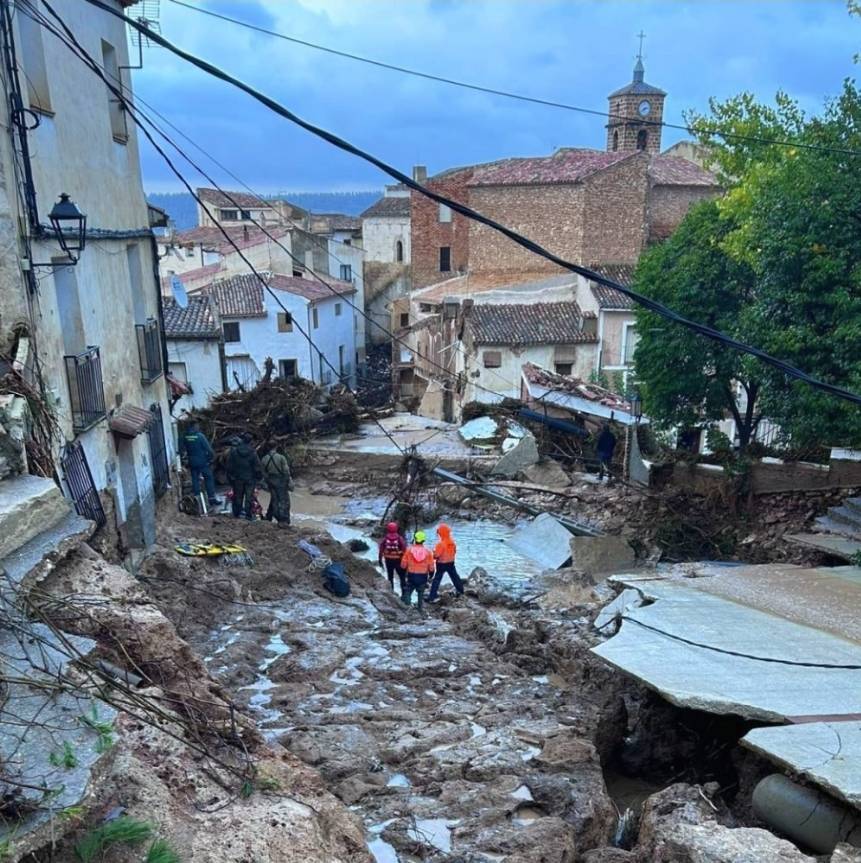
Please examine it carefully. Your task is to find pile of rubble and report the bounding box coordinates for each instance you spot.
[183,375,360,455]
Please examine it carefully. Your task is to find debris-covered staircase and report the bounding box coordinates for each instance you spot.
[788,493,861,562]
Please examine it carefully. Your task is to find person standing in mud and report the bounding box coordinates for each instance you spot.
[180,422,221,508]
[377,521,407,595]
[227,433,262,520]
[596,421,617,482]
[262,446,293,526]
[400,530,435,611]
[427,523,464,603]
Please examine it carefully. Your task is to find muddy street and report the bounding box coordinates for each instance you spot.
[139,492,627,863]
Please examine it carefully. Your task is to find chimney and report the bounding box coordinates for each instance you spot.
[412,165,427,184]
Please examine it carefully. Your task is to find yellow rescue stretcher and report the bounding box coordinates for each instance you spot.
[174,542,254,566]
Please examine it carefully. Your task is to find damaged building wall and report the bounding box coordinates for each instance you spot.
[4,1,175,545]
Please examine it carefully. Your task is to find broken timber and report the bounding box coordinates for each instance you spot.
[431,466,600,536]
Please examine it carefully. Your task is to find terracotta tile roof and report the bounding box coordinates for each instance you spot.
[197,187,279,209]
[588,265,636,310]
[649,156,719,187]
[522,362,630,409]
[268,273,356,302]
[361,196,411,218]
[309,213,362,233]
[172,225,292,251]
[163,296,220,340]
[202,271,355,317]
[109,405,154,438]
[468,149,633,187]
[203,274,266,319]
[160,262,224,292]
[466,301,595,346]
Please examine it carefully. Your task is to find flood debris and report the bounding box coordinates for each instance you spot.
[183,374,361,456]
[505,512,575,570]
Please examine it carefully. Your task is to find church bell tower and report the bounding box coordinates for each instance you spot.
[606,33,666,154]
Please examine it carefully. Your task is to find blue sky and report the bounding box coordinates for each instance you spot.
[134,0,860,194]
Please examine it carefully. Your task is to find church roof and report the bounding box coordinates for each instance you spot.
[609,59,666,98]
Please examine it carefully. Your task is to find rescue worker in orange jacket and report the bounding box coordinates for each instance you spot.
[427,523,464,603]
[400,530,435,610]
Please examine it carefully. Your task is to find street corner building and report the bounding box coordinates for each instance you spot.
[0,0,175,549]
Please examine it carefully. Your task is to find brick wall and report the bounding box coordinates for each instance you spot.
[581,153,650,265]
[468,184,583,273]
[649,184,719,242]
[411,171,472,288]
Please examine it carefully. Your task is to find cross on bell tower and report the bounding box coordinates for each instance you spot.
[606,32,666,154]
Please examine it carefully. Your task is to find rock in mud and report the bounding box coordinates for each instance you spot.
[832,844,861,863]
[637,783,816,862]
[582,850,636,863]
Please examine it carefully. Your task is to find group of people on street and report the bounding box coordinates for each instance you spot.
[179,423,293,524]
[378,521,464,610]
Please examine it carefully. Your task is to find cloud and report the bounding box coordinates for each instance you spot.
[134,0,860,193]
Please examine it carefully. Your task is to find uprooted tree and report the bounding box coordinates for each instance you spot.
[634,77,861,451]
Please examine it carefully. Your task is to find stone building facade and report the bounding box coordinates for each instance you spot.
[409,60,719,289]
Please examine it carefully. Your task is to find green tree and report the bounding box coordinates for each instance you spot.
[724,82,861,446]
[637,75,861,451]
[633,200,762,450]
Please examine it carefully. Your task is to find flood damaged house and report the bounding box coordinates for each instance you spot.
[0,0,175,549]
[198,271,357,390]
[398,59,719,418]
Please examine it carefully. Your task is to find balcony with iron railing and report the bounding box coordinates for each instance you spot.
[64,346,107,433]
[136,318,163,384]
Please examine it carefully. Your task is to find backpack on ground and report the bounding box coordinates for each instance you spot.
[322,561,350,598]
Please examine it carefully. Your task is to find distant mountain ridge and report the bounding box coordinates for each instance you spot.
[147,190,382,230]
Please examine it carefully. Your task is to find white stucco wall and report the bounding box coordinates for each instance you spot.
[327,239,366,362]
[362,216,411,263]
[167,339,223,415]
[222,290,356,390]
[458,343,596,411]
[2,1,175,546]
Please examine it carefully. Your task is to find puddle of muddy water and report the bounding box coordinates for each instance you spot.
[294,489,547,594]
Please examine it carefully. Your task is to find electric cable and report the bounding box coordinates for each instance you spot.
[29,2,407,456]
[619,614,861,670]
[79,0,861,410]
[166,0,861,160]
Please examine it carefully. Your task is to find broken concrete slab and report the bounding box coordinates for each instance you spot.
[522,459,570,488]
[0,617,117,859]
[570,535,635,576]
[505,512,573,570]
[593,587,644,633]
[0,474,71,560]
[490,431,539,478]
[689,563,861,645]
[786,532,861,562]
[459,416,500,444]
[742,722,861,809]
[591,580,861,722]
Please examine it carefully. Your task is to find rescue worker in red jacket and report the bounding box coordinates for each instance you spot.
[377,521,407,595]
[400,530,435,610]
[427,523,464,603]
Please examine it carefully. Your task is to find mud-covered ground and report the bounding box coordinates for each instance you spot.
[138,508,635,862]
[132,491,827,863]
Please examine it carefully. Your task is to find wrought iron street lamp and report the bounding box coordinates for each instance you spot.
[48,193,87,262]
